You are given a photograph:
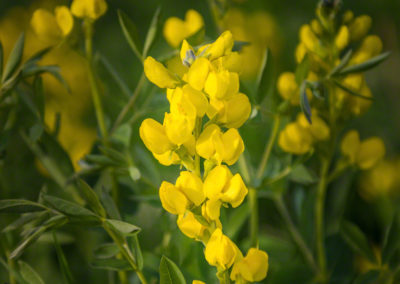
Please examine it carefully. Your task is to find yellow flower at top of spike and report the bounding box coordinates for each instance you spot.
[71,0,107,20]
[163,10,204,48]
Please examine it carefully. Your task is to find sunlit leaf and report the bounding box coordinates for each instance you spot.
[143,7,161,58]
[159,255,186,284]
[2,33,24,82]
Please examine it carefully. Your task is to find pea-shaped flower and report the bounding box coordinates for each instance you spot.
[335,25,349,50]
[204,69,239,100]
[203,165,248,208]
[139,118,174,155]
[187,57,211,91]
[349,15,372,42]
[351,35,382,64]
[341,130,385,170]
[176,171,205,206]
[299,24,319,53]
[144,57,180,89]
[277,72,299,105]
[204,228,238,269]
[71,0,107,20]
[205,31,234,60]
[231,248,269,282]
[159,181,188,215]
[177,211,206,240]
[278,122,313,155]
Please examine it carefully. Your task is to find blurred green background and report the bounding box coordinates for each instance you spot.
[0,0,399,283]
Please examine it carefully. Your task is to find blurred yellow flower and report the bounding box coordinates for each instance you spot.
[70,0,107,20]
[349,15,372,42]
[163,9,204,48]
[231,248,269,282]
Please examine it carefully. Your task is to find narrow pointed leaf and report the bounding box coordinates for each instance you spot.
[100,187,121,220]
[159,255,186,284]
[3,33,24,82]
[105,219,140,236]
[332,79,374,101]
[232,40,250,52]
[42,195,97,218]
[329,49,353,77]
[300,82,312,124]
[295,54,310,85]
[143,7,161,58]
[256,48,274,104]
[340,220,376,263]
[0,199,48,213]
[118,10,143,61]
[131,235,143,270]
[337,51,390,76]
[94,243,120,259]
[91,258,132,271]
[53,232,75,284]
[77,179,106,217]
[382,211,400,263]
[18,260,45,284]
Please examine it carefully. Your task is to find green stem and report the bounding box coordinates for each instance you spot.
[84,19,108,140]
[249,187,259,248]
[315,157,330,282]
[110,73,146,135]
[218,270,231,284]
[274,195,318,272]
[256,115,281,180]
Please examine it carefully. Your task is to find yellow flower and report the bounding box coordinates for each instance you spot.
[297,112,330,141]
[299,24,319,52]
[277,72,299,105]
[348,82,372,116]
[187,57,211,91]
[349,15,372,42]
[311,19,323,36]
[205,31,234,60]
[163,9,204,48]
[144,57,180,89]
[343,10,354,24]
[220,52,242,73]
[164,112,195,146]
[159,181,188,215]
[341,130,385,170]
[71,0,107,20]
[204,70,239,100]
[202,199,222,221]
[335,25,349,50]
[351,35,382,64]
[203,165,248,207]
[176,171,205,206]
[196,124,244,165]
[182,85,208,117]
[207,93,251,128]
[31,7,73,42]
[139,118,174,155]
[231,248,269,282]
[204,228,237,269]
[295,43,307,64]
[177,211,206,240]
[278,122,313,155]
[153,151,180,166]
[192,281,205,284]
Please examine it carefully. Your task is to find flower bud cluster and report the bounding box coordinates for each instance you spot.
[140,30,267,282]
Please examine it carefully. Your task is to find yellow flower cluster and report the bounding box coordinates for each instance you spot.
[140,31,267,282]
[340,130,385,170]
[278,110,330,155]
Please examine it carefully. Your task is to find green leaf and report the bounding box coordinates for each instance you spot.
[18,260,45,284]
[94,243,120,259]
[100,187,121,220]
[22,64,70,92]
[53,232,75,284]
[382,211,400,263]
[332,79,374,101]
[10,215,68,259]
[91,258,132,271]
[328,49,353,77]
[340,220,376,263]
[0,199,48,213]
[98,55,131,99]
[29,123,44,142]
[42,195,98,218]
[105,219,141,236]
[117,10,143,61]
[98,146,127,165]
[337,51,390,76]
[289,164,317,185]
[299,82,312,124]
[295,54,310,85]
[353,270,380,284]
[77,179,106,217]
[24,46,52,66]
[143,7,161,58]
[2,212,48,233]
[131,235,143,270]
[256,48,274,105]
[159,255,186,284]
[3,33,24,82]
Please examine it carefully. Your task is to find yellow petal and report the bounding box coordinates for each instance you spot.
[341,130,360,164]
[176,171,205,206]
[221,173,248,208]
[187,57,210,91]
[277,72,299,105]
[219,93,251,128]
[204,228,237,269]
[335,25,349,50]
[159,181,188,215]
[196,124,223,162]
[153,151,180,166]
[206,31,234,60]
[349,15,372,42]
[139,118,173,154]
[278,123,312,154]
[182,84,208,116]
[164,112,194,146]
[231,248,269,282]
[177,211,205,239]
[55,6,74,36]
[357,137,385,170]
[202,199,222,221]
[71,0,107,20]
[31,9,61,41]
[144,57,179,89]
[221,128,244,165]
[203,165,232,200]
